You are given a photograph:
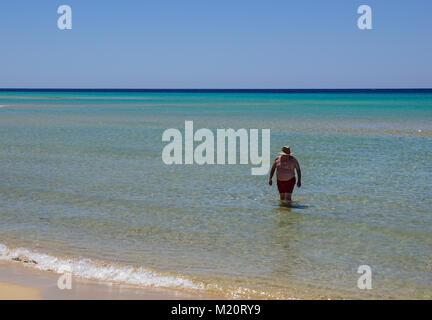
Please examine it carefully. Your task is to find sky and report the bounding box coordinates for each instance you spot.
[0,0,431,88]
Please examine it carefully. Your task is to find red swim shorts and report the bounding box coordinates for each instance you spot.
[277,178,296,194]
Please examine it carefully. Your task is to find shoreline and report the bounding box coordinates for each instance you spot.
[0,260,222,300]
[0,242,225,300]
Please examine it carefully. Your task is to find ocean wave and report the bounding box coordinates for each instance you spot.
[0,243,290,299]
[0,243,204,291]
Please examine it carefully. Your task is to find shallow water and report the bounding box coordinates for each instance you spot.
[0,91,431,299]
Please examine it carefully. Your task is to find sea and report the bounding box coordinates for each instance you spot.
[0,89,431,299]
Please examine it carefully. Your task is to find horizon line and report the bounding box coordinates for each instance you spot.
[1,88,432,93]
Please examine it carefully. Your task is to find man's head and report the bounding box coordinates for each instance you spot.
[279,146,293,156]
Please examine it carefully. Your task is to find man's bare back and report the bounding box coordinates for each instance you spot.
[275,155,299,181]
[268,146,302,202]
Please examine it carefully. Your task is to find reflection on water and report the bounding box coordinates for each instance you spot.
[277,201,309,210]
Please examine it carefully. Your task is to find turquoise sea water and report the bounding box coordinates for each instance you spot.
[0,91,431,299]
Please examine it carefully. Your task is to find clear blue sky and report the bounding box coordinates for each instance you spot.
[0,0,431,88]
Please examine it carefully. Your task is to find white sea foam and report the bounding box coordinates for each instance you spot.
[0,243,203,290]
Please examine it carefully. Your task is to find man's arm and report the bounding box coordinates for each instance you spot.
[295,160,301,188]
[269,161,277,186]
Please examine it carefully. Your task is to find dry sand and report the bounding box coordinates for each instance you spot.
[0,281,42,300]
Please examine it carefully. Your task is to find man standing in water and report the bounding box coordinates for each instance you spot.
[269,146,301,202]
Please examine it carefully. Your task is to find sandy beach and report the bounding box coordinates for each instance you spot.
[0,261,220,300]
[0,281,42,300]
